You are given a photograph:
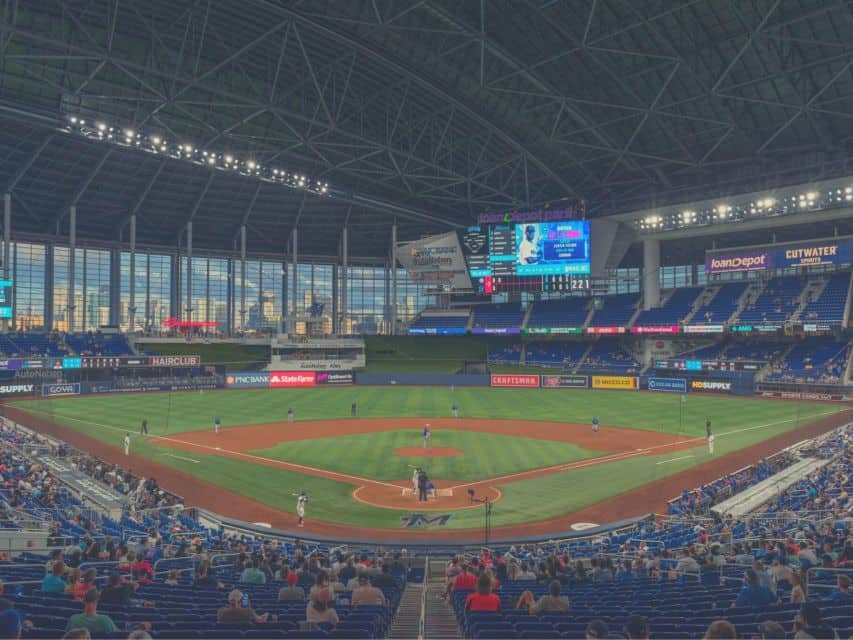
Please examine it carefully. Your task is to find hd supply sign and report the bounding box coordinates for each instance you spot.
[591,376,638,390]
[490,374,540,388]
[270,371,317,388]
[0,384,34,396]
[690,379,731,393]
[225,372,270,389]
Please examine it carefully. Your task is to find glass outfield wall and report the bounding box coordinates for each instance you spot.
[0,241,434,334]
[2,241,760,335]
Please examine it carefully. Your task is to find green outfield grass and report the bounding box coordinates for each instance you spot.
[254,429,600,481]
[10,387,844,530]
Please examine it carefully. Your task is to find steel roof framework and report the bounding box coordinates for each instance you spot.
[0,0,849,258]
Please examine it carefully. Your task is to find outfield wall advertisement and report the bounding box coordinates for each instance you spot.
[41,383,81,397]
[226,371,354,389]
[490,374,540,388]
[760,390,853,402]
[225,372,270,388]
[647,378,687,393]
[690,379,732,393]
[541,375,589,389]
[591,376,638,390]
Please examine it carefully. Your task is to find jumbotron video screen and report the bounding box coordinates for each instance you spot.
[461,220,591,294]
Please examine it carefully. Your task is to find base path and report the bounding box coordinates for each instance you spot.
[4,406,849,542]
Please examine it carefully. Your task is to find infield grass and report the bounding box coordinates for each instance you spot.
[253,429,600,481]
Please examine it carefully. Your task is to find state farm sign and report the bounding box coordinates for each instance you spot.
[270,371,317,388]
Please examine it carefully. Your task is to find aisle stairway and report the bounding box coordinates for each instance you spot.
[423,559,462,639]
[388,578,424,639]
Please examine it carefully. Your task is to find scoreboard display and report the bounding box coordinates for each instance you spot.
[654,359,763,372]
[0,355,200,371]
[461,220,591,294]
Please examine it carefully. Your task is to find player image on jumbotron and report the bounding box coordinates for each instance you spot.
[517,225,540,264]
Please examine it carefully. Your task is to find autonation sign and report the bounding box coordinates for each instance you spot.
[647,377,687,393]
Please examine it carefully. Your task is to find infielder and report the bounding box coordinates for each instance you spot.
[124,434,131,456]
[296,491,307,527]
[708,432,715,455]
[423,424,431,448]
[592,417,599,433]
[213,416,221,434]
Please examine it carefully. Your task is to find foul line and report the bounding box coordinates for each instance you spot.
[448,410,838,491]
[18,408,400,490]
[163,453,200,464]
[656,455,695,465]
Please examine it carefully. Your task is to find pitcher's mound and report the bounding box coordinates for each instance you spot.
[394,446,462,458]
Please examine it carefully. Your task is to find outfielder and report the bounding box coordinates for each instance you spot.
[124,434,131,456]
[451,403,459,418]
[705,419,712,438]
[296,491,307,527]
[423,424,431,448]
[213,416,221,434]
[287,408,295,423]
[140,419,148,436]
[592,417,599,433]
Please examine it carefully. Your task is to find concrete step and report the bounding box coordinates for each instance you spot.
[387,582,424,640]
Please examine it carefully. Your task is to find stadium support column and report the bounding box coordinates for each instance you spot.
[129,214,136,332]
[240,225,247,334]
[68,205,76,332]
[341,227,348,334]
[642,238,660,311]
[186,221,192,322]
[3,193,9,331]
[390,223,397,335]
[291,228,298,326]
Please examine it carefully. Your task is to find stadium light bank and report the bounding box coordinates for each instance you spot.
[62,115,330,196]
[635,185,853,233]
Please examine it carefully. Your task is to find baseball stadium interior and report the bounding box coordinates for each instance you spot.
[0,2,851,639]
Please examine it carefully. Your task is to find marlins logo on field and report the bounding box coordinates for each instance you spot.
[400,513,452,528]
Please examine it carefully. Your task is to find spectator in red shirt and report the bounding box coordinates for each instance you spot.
[452,565,477,592]
[73,569,97,601]
[465,574,501,612]
[131,556,154,585]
